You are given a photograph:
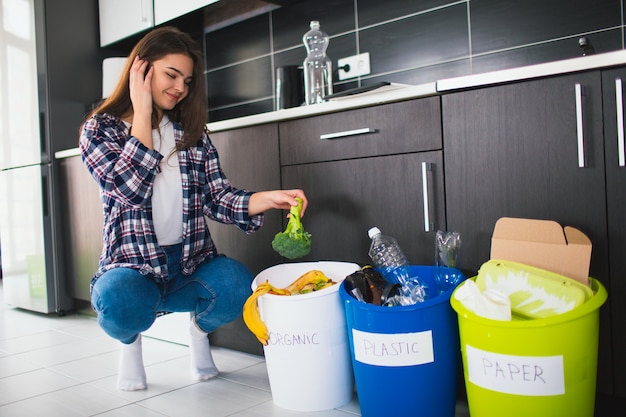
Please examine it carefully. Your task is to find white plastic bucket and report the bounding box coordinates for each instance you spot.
[253,261,360,411]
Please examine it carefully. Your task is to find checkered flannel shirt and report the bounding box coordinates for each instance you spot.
[79,113,263,284]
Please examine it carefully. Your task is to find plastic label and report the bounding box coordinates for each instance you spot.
[466,345,565,396]
[351,329,434,367]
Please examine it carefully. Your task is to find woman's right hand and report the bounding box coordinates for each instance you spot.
[129,56,154,118]
[248,189,308,217]
[128,56,155,149]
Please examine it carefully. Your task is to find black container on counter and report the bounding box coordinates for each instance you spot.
[275,65,304,110]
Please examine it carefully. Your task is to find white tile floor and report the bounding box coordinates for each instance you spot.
[0,281,471,417]
[0,282,364,417]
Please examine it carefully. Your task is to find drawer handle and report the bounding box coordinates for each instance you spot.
[421,161,434,232]
[575,83,586,168]
[616,78,626,167]
[319,127,377,140]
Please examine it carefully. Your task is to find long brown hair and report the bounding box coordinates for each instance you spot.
[90,26,207,150]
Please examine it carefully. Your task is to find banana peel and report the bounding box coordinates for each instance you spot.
[285,269,333,294]
[242,280,290,345]
[299,280,335,294]
[242,270,336,345]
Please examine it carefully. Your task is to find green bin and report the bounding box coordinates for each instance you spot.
[450,277,607,417]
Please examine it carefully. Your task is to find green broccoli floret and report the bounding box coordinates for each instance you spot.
[271,197,311,259]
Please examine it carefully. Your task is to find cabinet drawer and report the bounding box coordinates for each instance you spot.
[279,97,442,165]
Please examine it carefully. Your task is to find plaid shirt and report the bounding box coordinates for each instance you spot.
[79,113,263,284]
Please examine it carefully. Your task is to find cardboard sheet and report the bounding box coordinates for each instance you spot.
[490,217,592,285]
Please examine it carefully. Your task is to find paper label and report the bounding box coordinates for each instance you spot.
[466,345,565,396]
[352,329,434,367]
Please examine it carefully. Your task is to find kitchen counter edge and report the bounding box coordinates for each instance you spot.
[206,82,438,133]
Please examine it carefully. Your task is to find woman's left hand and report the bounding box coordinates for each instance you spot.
[248,189,308,217]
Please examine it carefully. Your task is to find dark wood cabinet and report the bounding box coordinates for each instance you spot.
[280,97,445,266]
[601,67,626,397]
[281,152,445,266]
[207,123,283,355]
[442,71,612,394]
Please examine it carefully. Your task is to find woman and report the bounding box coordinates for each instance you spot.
[79,26,307,391]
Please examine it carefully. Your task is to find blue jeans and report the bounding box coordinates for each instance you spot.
[90,244,253,344]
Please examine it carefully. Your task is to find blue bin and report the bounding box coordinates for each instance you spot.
[339,266,465,417]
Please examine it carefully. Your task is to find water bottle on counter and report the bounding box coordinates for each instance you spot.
[367,227,427,304]
[303,20,332,105]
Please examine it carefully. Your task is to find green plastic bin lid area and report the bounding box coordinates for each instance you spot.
[475,259,593,319]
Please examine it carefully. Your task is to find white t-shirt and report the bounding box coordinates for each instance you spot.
[151,116,183,245]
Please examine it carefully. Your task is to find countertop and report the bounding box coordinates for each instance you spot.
[205,82,438,133]
[56,50,626,158]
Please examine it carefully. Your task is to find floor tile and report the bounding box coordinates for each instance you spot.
[10,337,118,368]
[94,403,171,416]
[0,368,80,406]
[218,361,271,391]
[48,349,119,382]
[136,378,272,417]
[0,383,131,416]
[0,355,42,378]
[229,398,360,416]
[0,328,85,355]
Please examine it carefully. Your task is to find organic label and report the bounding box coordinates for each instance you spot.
[352,329,434,367]
[466,345,565,396]
[267,331,320,346]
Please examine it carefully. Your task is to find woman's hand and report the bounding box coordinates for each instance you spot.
[248,189,308,217]
[129,56,153,116]
[128,56,154,149]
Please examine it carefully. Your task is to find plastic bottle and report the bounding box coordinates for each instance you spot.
[368,227,427,304]
[302,20,333,105]
[368,227,411,286]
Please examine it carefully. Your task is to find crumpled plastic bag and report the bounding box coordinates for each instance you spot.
[454,279,511,321]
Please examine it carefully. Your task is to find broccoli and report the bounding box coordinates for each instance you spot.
[271,197,312,259]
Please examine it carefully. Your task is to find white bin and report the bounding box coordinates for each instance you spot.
[253,261,360,412]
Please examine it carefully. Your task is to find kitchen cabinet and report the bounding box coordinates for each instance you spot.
[279,97,445,266]
[281,152,444,265]
[207,123,283,355]
[58,155,103,302]
[601,67,626,397]
[98,0,214,47]
[442,71,612,394]
[98,0,154,47]
[154,0,218,25]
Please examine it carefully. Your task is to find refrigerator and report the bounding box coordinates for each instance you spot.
[0,0,103,314]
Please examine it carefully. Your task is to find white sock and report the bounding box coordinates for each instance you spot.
[117,333,147,391]
[189,318,219,381]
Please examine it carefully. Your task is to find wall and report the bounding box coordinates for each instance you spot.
[205,0,625,122]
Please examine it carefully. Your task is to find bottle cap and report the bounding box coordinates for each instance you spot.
[368,227,381,239]
[381,283,402,306]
